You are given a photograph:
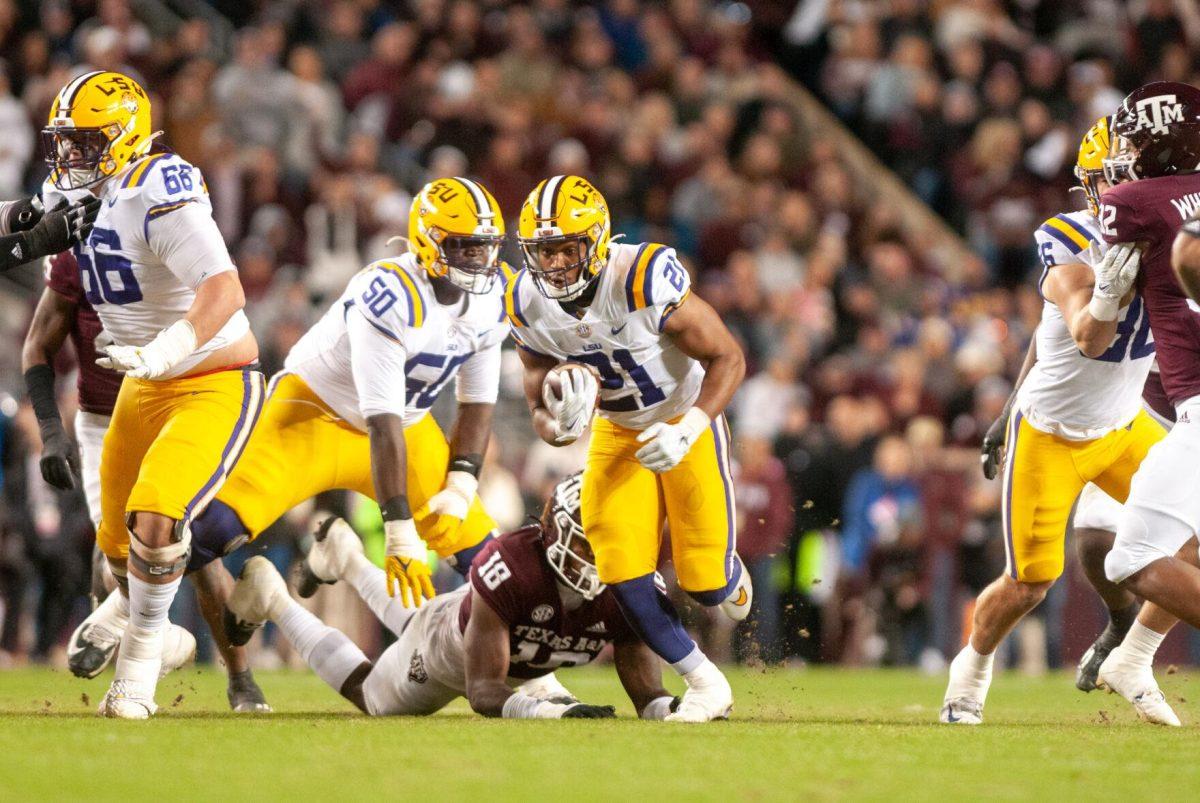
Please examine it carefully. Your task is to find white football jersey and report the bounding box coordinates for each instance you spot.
[506,241,703,430]
[285,252,508,431]
[42,152,250,380]
[1017,210,1155,440]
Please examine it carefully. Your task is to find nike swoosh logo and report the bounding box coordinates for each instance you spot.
[611,323,628,335]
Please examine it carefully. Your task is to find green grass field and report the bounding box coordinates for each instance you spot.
[1,665,1197,801]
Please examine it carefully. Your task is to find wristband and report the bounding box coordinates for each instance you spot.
[500,693,571,719]
[449,454,483,478]
[679,406,712,440]
[1088,294,1119,322]
[380,495,412,522]
[24,364,61,423]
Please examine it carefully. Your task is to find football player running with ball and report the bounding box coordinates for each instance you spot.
[224,473,678,719]
[506,176,748,722]
[181,177,509,624]
[41,71,263,719]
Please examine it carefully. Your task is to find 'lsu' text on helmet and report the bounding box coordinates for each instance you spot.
[42,70,153,190]
[518,175,611,301]
[408,177,505,294]
[1074,116,1113,217]
[1104,80,1200,184]
[541,472,604,600]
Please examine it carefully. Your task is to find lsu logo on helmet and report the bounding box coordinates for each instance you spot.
[1074,116,1113,217]
[42,70,153,190]
[518,175,611,301]
[408,177,505,294]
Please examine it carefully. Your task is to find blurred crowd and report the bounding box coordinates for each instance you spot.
[0,0,1180,672]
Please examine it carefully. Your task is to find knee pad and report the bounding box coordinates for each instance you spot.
[128,518,192,578]
[1106,505,1192,584]
[187,500,250,572]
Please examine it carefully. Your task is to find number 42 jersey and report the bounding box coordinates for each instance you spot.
[1018,209,1155,440]
[505,241,703,430]
[43,152,251,380]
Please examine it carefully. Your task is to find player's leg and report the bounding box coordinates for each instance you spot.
[301,517,418,636]
[585,418,727,722]
[400,413,499,571]
[661,415,749,619]
[1071,484,1139,691]
[188,559,270,712]
[942,413,1081,724]
[104,369,264,719]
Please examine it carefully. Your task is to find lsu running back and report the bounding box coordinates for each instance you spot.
[42,70,263,719]
[187,177,509,615]
[508,175,747,722]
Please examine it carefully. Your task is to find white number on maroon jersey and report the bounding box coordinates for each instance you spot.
[1099,203,1118,237]
[478,551,511,590]
[513,640,592,669]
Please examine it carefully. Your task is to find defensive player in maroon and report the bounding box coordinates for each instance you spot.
[1090,82,1200,716]
[224,473,680,719]
[21,250,270,712]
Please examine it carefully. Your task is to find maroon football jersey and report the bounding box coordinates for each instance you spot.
[458,525,637,681]
[1100,173,1200,406]
[1143,369,1176,424]
[45,251,122,416]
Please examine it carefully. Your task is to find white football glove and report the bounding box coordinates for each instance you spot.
[543,366,598,444]
[96,320,197,379]
[634,407,711,473]
[1089,242,1141,321]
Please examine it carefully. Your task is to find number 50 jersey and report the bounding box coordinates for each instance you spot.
[1018,210,1155,440]
[505,241,702,430]
[42,152,250,379]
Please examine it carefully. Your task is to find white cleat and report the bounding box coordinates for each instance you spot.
[298,517,365,598]
[718,555,753,623]
[98,679,157,720]
[67,592,129,679]
[939,697,983,725]
[159,624,197,679]
[666,659,733,722]
[1096,648,1181,727]
[517,672,578,704]
[227,557,291,631]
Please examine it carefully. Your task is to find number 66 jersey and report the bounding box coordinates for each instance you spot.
[504,241,701,430]
[43,151,250,379]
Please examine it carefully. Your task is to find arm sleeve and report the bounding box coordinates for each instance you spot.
[145,202,237,289]
[456,340,502,404]
[346,306,409,419]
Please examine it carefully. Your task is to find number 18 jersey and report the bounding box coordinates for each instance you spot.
[505,242,703,430]
[1018,210,1155,440]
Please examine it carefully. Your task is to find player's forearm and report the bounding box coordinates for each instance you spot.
[186,271,246,344]
[1068,306,1120,358]
[691,347,746,419]
[466,679,516,718]
[366,413,408,506]
[448,402,493,472]
[614,642,672,717]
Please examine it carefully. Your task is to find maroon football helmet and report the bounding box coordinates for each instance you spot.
[1104,81,1200,183]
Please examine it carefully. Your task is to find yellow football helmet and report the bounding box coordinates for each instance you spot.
[518,175,611,301]
[42,70,153,190]
[1074,115,1113,217]
[408,177,505,293]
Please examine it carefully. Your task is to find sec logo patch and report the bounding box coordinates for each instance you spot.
[531,604,554,623]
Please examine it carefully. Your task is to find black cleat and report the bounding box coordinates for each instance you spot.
[298,517,340,599]
[222,606,261,648]
[67,625,119,679]
[1076,640,1115,692]
[227,669,272,713]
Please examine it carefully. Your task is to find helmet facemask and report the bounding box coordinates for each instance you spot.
[521,229,602,302]
[41,122,122,190]
[430,228,504,294]
[542,473,604,600]
[1102,133,1140,185]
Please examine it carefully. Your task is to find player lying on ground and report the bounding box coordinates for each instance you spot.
[22,251,268,711]
[41,70,263,719]
[225,473,678,719]
[944,115,1184,726]
[508,175,748,722]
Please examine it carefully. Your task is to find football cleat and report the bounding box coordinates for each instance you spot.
[1096,648,1181,726]
[666,659,733,723]
[517,672,578,705]
[298,517,364,598]
[939,697,983,725]
[224,557,290,647]
[227,670,272,713]
[98,679,157,720]
[1075,638,1115,692]
[719,555,753,623]
[67,591,129,679]
[159,624,197,679]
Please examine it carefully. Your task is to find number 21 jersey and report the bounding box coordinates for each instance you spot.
[505,241,703,430]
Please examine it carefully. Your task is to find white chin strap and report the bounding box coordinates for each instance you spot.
[542,273,591,301]
[447,265,494,294]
